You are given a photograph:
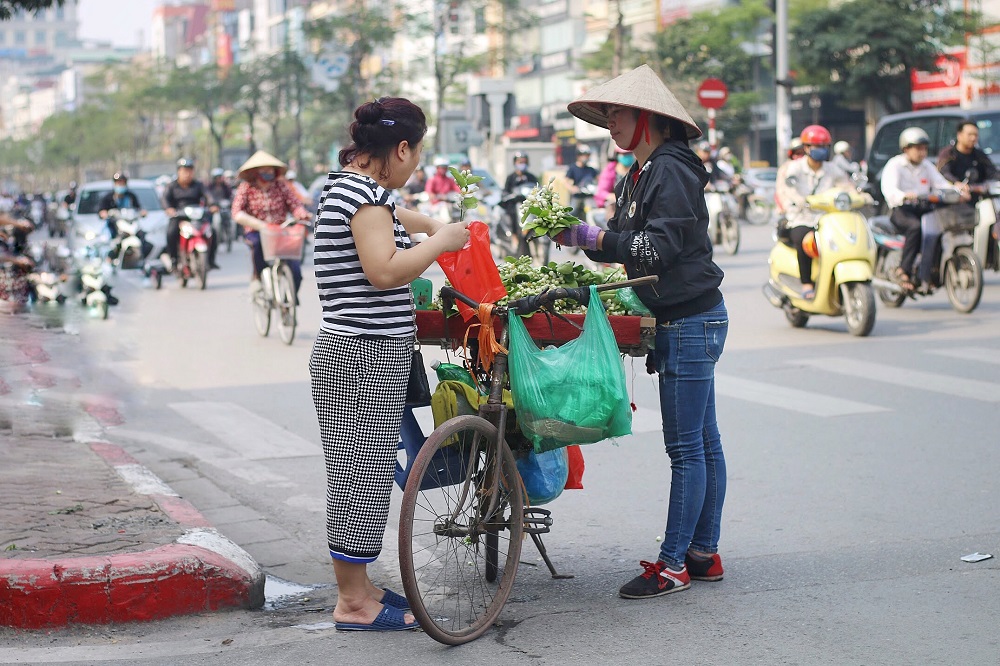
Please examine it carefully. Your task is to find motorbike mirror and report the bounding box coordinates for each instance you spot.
[941,189,961,204]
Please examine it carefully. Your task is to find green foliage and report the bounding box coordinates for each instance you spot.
[648,0,772,142]
[0,0,63,20]
[793,0,973,113]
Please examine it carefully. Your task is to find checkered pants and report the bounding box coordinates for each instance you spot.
[309,329,413,563]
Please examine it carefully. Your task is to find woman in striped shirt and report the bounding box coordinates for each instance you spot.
[309,97,469,632]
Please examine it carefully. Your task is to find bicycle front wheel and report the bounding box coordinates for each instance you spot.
[399,415,524,645]
[275,263,297,344]
[251,277,271,337]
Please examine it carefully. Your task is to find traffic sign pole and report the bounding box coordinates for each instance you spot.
[708,108,717,149]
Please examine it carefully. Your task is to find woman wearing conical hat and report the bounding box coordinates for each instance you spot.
[232,150,313,298]
[560,64,730,600]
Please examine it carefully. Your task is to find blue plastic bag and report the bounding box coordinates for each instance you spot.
[515,447,569,505]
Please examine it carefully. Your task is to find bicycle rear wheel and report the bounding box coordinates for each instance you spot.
[252,276,271,337]
[275,263,297,344]
[399,414,524,645]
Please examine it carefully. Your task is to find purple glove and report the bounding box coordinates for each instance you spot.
[554,224,602,251]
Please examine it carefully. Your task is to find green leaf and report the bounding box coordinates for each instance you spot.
[466,175,484,185]
[448,166,466,187]
[463,196,479,209]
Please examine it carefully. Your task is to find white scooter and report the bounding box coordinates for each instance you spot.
[969,181,1000,273]
[705,180,740,255]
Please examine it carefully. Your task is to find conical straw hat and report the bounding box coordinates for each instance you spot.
[237,151,288,180]
[568,64,702,139]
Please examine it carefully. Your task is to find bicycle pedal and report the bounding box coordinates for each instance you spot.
[523,507,553,535]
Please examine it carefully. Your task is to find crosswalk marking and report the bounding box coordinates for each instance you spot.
[928,348,1000,366]
[170,402,320,459]
[716,374,888,417]
[798,357,1000,402]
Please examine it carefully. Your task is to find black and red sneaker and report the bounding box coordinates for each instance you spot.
[685,552,724,581]
[618,560,690,599]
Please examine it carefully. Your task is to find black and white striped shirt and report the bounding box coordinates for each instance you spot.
[313,172,414,337]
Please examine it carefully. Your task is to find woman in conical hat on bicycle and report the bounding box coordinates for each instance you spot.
[232,150,312,296]
[559,64,730,599]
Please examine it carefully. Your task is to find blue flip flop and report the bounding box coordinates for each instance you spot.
[381,588,410,611]
[334,604,419,632]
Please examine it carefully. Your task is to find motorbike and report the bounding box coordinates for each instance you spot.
[968,181,1000,274]
[763,187,879,336]
[50,206,69,238]
[705,180,741,255]
[169,205,211,290]
[28,270,69,305]
[107,208,153,274]
[869,190,983,314]
[71,229,114,320]
[492,182,539,262]
[213,198,234,253]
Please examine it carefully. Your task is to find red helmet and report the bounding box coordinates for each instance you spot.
[800,125,832,146]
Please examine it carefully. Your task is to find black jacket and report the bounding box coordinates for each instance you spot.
[585,140,724,322]
[936,144,997,185]
[163,179,212,210]
[503,171,539,196]
[98,190,141,213]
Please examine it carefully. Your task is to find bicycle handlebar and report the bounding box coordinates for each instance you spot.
[439,275,659,317]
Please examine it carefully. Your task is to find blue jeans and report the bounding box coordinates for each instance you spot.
[655,300,728,568]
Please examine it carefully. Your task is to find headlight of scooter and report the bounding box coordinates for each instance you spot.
[834,192,852,211]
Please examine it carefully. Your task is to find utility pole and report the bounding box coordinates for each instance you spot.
[775,0,791,165]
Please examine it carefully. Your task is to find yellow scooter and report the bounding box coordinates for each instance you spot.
[762,187,883,336]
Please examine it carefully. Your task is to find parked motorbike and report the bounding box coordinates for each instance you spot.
[763,187,879,336]
[870,190,983,313]
[169,205,211,290]
[71,230,114,320]
[705,180,741,255]
[28,270,69,304]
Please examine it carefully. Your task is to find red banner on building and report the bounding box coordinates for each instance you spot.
[911,50,966,110]
[211,0,236,11]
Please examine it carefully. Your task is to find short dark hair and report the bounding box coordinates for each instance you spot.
[339,97,428,180]
[956,120,978,135]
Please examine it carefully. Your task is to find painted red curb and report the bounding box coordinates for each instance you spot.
[0,543,262,629]
[0,441,265,629]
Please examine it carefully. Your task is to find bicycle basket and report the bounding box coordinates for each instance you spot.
[935,205,976,232]
[260,225,306,261]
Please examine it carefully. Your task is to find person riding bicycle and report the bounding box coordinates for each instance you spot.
[163,158,220,271]
[775,125,853,300]
[880,127,964,291]
[231,151,312,298]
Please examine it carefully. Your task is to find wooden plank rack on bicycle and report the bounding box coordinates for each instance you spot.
[397,275,657,645]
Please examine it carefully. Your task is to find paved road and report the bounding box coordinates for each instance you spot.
[3,223,999,665]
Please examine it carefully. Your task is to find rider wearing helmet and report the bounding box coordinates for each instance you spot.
[98,171,145,241]
[694,141,730,190]
[831,140,860,176]
[208,167,233,204]
[163,157,220,271]
[502,152,538,195]
[424,157,460,204]
[880,127,961,290]
[775,125,853,299]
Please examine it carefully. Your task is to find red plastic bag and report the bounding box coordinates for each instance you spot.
[436,221,506,320]
[564,445,585,490]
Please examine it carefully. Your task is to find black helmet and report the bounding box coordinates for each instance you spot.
[176,157,195,169]
[112,171,128,182]
[512,151,529,165]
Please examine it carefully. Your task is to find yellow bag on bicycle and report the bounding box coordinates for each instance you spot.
[508,285,632,452]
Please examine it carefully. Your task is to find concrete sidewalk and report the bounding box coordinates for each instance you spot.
[0,314,264,629]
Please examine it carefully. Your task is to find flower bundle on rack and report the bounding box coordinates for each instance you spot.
[518,178,582,240]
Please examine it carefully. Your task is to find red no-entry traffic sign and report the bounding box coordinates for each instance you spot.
[697,78,729,109]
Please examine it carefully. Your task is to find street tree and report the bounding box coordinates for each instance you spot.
[0,0,64,20]
[793,0,973,124]
[150,64,244,167]
[648,0,772,148]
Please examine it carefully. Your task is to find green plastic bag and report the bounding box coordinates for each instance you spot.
[508,285,632,452]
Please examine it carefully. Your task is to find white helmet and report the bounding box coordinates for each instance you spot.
[899,127,930,150]
[833,141,850,155]
[286,169,297,180]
